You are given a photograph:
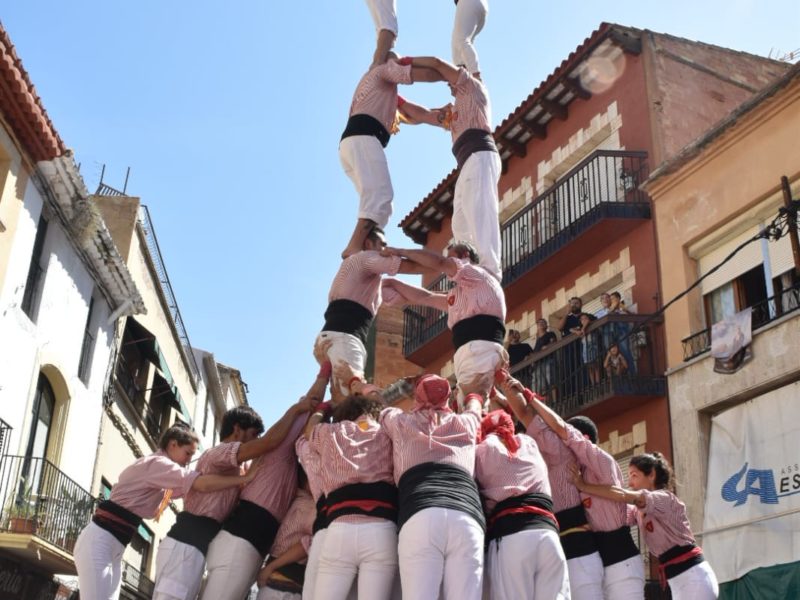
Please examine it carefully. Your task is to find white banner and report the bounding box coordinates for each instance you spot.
[702,382,800,583]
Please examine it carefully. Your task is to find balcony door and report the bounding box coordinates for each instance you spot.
[25,374,55,462]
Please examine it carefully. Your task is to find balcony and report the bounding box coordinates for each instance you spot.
[402,275,455,363]
[0,454,96,574]
[509,314,666,419]
[682,281,800,361]
[121,560,155,599]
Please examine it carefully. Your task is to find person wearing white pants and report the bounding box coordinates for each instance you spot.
[73,521,125,600]
[452,0,488,77]
[364,0,398,66]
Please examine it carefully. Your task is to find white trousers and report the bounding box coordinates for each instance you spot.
[258,589,302,600]
[339,135,393,229]
[74,522,124,600]
[201,530,263,600]
[567,551,604,600]
[364,0,397,35]
[602,555,645,600]
[153,536,206,600]
[398,507,483,600]
[452,0,488,74]
[452,150,502,282]
[486,529,570,600]
[316,331,367,398]
[454,340,507,406]
[668,561,719,600]
[314,520,398,600]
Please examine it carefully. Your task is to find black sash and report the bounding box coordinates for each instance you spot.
[659,544,705,580]
[222,500,280,557]
[92,499,142,546]
[397,462,485,532]
[595,525,640,566]
[341,114,391,148]
[555,504,598,559]
[451,314,506,350]
[326,481,399,524]
[486,493,558,541]
[323,299,374,346]
[166,511,222,556]
[312,495,328,534]
[452,128,498,169]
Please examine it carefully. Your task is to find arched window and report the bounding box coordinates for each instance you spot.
[25,374,55,461]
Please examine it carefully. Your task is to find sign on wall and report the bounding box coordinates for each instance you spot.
[702,381,800,583]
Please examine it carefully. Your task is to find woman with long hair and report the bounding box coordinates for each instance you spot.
[571,452,719,599]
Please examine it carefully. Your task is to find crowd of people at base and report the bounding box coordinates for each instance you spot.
[73,2,719,599]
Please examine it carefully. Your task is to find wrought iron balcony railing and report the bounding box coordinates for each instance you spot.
[509,314,666,417]
[402,275,454,356]
[0,419,10,458]
[501,150,650,286]
[681,281,800,361]
[0,454,96,555]
[122,560,155,598]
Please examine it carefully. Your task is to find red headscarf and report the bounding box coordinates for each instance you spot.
[413,374,451,412]
[480,410,521,456]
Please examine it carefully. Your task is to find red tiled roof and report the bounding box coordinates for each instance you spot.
[0,22,65,162]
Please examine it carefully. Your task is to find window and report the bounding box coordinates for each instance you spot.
[20,214,49,320]
[78,295,96,384]
[703,265,767,327]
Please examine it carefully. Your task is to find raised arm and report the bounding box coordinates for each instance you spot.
[382,278,448,311]
[494,371,536,428]
[192,461,259,493]
[383,247,457,277]
[410,66,446,83]
[409,57,460,85]
[398,99,445,127]
[570,464,645,508]
[237,398,312,463]
[497,369,569,440]
[256,540,308,588]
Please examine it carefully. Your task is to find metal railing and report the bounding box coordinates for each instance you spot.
[682,281,800,361]
[0,455,96,554]
[111,363,167,444]
[122,560,155,598]
[501,150,650,286]
[402,275,455,355]
[510,314,666,417]
[138,205,201,383]
[0,419,11,457]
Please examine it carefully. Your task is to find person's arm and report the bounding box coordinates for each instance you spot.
[494,370,536,428]
[604,352,612,371]
[569,464,645,508]
[497,369,569,440]
[381,278,449,311]
[382,247,457,277]
[410,66,446,83]
[409,57,460,85]
[398,99,444,127]
[256,541,308,587]
[303,408,327,441]
[237,398,313,463]
[191,462,259,493]
[556,314,568,333]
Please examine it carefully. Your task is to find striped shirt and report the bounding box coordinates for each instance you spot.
[310,416,394,524]
[475,433,551,513]
[269,489,316,559]
[240,414,307,520]
[564,424,630,532]
[349,60,413,134]
[526,417,583,513]
[380,406,480,481]
[446,259,506,329]
[329,251,402,317]
[295,437,324,503]
[450,67,493,143]
[183,441,242,522]
[109,451,200,518]
[636,489,696,556]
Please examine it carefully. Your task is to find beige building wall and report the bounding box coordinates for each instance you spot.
[0,122,32,296]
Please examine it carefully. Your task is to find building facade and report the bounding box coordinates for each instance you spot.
[644,63,800,598]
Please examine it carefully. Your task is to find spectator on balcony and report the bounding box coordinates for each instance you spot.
[604,344,629,378]
[608,291,637,375]
[570,453,719,600]
[256,470,316,600]
[403,55,502,281]
[506,329,534,367]
[610,291,630,314]
[595,293,612,318]
[558,297,583,337]
[318,226,430,402]
[201,397,318,600]
[475,407,570,600]
[75,425,257,600]
[530,319,557,399]
[576,313,602,385]
[494,370,604,600]
[339,56,445,258]
[380,242,507,406]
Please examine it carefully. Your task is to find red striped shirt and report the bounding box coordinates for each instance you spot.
[526,417,583,513]
[475,433,551,513]
[295,437,324,503]
[380,406,480,481]
[350,60,413,134]
[183,441,242,522]
[450,67,493,143]
[447,259,506,328]
[636,489,696,556]
[329,251,402,317]
[270,489,316,559]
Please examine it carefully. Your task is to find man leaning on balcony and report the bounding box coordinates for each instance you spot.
[381,241,507,406]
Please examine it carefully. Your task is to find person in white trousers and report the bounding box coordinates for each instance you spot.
[364,0,397,67]
[452,0,488,77]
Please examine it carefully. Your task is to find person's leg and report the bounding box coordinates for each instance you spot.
[303,529,326,600]
[398,508,447,599]
[153,537,206,600]
[356,521,398,600]
[441,510,484,600]
[602,556,645,600]
[451,0,487,76]
[74,522,125,600]
[364,0,397,65]
[314,522,360,600]
[668,561,719,600]
[567,551,605,600]
[201,531,263,600]
[454,341,507,407]
[532,530,570,600]
[320,332,367,400]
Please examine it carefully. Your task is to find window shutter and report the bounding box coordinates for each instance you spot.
[698,227,763,294]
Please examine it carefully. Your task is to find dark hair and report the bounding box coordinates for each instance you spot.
[366,226,386,245]
[579,312,596,323]
[447,241,479,264]
[569,296,582,304]
[296,462,308,491]
[630,452,674,491]
[610,291,622,300]
[159,423,200,450]
[332,394,384,423]
[220,406,264,440]
[567,416,598,444]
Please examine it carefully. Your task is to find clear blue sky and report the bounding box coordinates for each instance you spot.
[3,2,797,427]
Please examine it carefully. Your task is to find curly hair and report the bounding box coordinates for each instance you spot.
[332,394,385,423]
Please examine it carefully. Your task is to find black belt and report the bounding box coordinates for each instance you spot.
[341,114,391,148]
[452,128,497,169]
[222,500,280,557]
[166,511,222,556]
[595,525,640,566]
[313,495,328,534]
[555,504,598,559]
[322,299,374,346]
[452,314,505,350]
[659,543,705,580]
[92,499,142,546]
[486,493,558,541]
[326,481,399,524]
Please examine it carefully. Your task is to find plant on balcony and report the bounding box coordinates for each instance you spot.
[57,484,95,549]
[3,478,38,534]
